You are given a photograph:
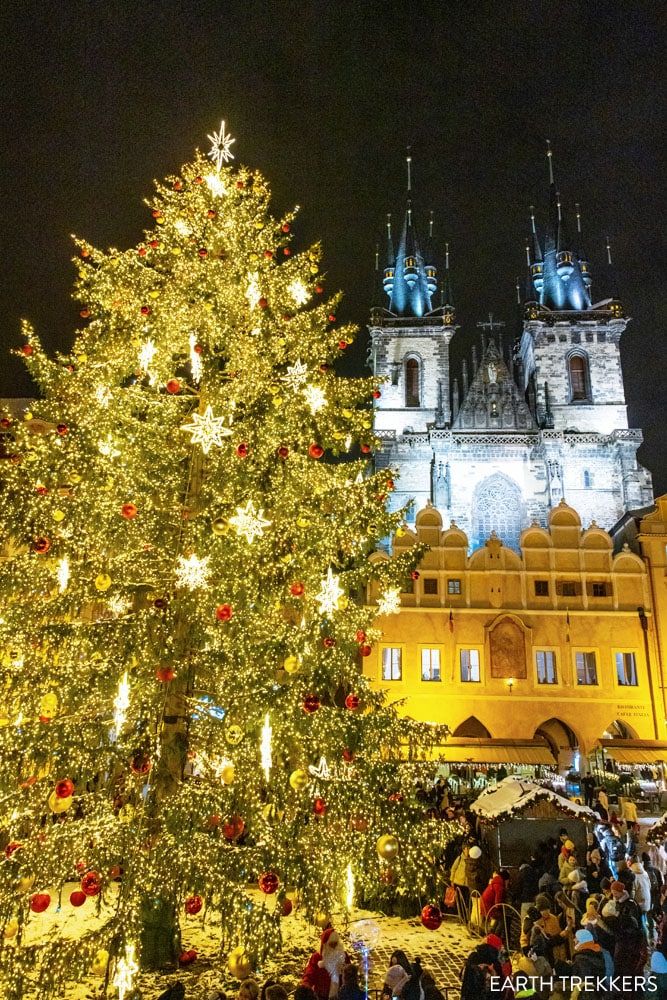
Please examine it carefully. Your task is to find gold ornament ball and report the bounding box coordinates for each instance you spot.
[225,725,243,746]
[376,834,399,861]
[17,875,35,894]
[212,517,227,536]
[91,949,109,976]
[313,910,330,928]
[3,919,18,939]
[53,509,65,522]
[283,655,302,675]
[94,573,112,592]
[220,764,235,785]
[289,768,309,791]
[48,791,72,814]
[228,946,253,979]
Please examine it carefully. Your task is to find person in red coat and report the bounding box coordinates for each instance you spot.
[480,870,510,934]
[301,928,348,1000]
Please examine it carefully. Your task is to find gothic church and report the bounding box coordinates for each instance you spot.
[370,150,653,550]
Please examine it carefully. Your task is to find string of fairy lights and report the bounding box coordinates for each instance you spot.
[0,121,453,999]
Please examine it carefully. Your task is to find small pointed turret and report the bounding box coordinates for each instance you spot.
[441,242,455,325]
[424,211,438,297]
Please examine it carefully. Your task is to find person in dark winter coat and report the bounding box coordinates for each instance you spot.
[463,844,486,893]
[567,930,606,998]
[515,857,542,919]
[601,881,647,990]
[460,944,498,1000]
[337,965,367,1000]
[420,971,444,1000]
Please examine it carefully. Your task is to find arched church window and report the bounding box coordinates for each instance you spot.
[472,474,523,552]
[568,354,590,402]
[583,469,593,489]
[405,358,420,407]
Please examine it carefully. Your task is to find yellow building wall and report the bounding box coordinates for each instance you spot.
[365,499,663,757]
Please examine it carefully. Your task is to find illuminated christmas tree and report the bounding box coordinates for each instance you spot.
[0,124,450,998]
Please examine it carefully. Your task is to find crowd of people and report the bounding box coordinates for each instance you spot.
[453,812,667,998]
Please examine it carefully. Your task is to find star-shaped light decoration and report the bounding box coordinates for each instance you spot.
[207,119,236,170]
[229,499,271,543]
[377,586,401,616]
[316,567,345,616]
[205,172,227,197]
[181,405,231,454]
[175,553,211,591]
[303,384,327,415]
[138,339,158,384]
[308,756,331,781]
[288,278,310,307]
[174,219,193,237]
[283,359,308,391]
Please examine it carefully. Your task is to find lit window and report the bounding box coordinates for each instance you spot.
[381,648,402,681]
[591,582,607,598]
[534,580,549,597]
[421,649,441,682]
[616,652,638,686]
[583,470,593,489]
[568,355,589,401]
[405,358,420,407]
[536,650,557,684]
[576,651,598,685]
[423,578,438,595]
[447,579,461,595]
[460,649,480,683]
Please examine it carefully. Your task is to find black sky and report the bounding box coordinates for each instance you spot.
[1,1,664,490]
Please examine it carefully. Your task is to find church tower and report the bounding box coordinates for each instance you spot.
[370,147,653,550]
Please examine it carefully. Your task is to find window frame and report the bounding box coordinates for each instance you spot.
[423,577,439,595]
[614,650,639,687]
[420,646,442,682]
[380,646,403,682]
[447,578,462,595]
[534,580,549,597]
[535,649,558,685]
[459,647,482,684]
[405,357,421,408]
[574,649,599,686]
[567,351,591,403]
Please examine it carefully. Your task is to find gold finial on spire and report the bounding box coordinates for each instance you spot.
[546,139,554,184]
[530,205,537,233]
[575,202,582,234]
[406,146,412,192]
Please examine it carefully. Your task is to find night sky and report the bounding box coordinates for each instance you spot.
[1,2,664,491]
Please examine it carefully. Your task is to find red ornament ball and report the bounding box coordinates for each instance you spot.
[289,581,305,597]
[319,362,330,372]
[281,223,290,233]
[215,603,233,622]
[283,247,291,257]
[55,778,74,799]
[156,665,175,683]
[70,890,86,907]
[207,209,216,218]
[193,343,203,354]
[5,841,22,858]
[263,250,274,259]
[30,893,51,913]
[372,389,382,399]
[342,748,355,763]
[338,340,348,351]
[198,247,208,258]
[80,871,101,897]
[140,305,151,316]
[79,308,91,319]
[328,313,337,323]
[302,693,321,714]
[386,479,395,491]
[185,894,203,915]
[277,445,289,459]
[173,180,183,191]
[151,209,161,219]
[258,871,279,894]
[35,484,48,495]
[236,180,244,189]
[56,423,69,436]
[0,417,12,429]
[138,247,147,257]
[421,903,443,930]
[121,503,138,520]
[323,637,336,649]
[281,897,293,917]
[308,443,324,460]
[223,815,245,841]
[258,297,268,309]
[360,443,372,454]
[315,284,324,294]
[350,814,368,832]
[80,248,90,258]
[388,791,404,803]
[313,797,327,816]
[236,443,249,458]
[20,344,33,357]
[355,629,366,643]
[360,644,372,657]
[194,175,204,184]
[179,949,197,965]
[166,379,181,395]
[33,537,51,554]
[131,754,152,776]
[149,239,159,248]
[411,571,420,580]
[344,693,360,711]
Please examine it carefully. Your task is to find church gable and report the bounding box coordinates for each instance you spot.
[453,340,536,431]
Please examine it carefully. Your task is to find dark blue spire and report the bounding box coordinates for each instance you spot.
[383,151,438,318]
[524,142,593,313]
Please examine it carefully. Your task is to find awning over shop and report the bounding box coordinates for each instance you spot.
[438,739,555,766]
[599,739,667,765]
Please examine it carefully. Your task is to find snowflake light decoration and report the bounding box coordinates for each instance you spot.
[303,384,327,415]
[95,384,112,408]
[229,500,271,543]
[113,943,139,1000]
[316,567,345,616]
[181,405,231,454]
[283,359,308,391]
[205,172,227,197]
[245,272,261,310]
[308,756,331,781]
[207,119,236,170]
[288,278,310,307]
[138,339,158,383]
[175,553,211,591]
[377,586,401,616]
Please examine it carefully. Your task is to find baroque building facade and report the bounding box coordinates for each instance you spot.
[370,153,653,550]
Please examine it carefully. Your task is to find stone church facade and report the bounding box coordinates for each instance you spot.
[370,156,653,550]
